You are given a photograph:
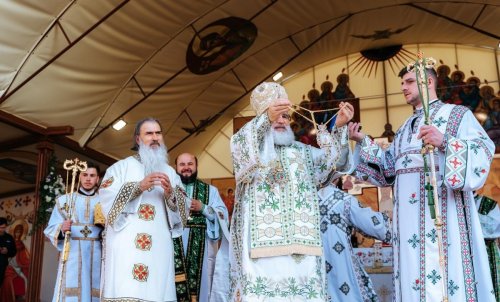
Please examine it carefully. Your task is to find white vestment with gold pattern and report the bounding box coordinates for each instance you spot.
[99,155,184,302]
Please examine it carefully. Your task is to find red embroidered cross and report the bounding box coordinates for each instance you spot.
[448,175,461,186]
[138,204,155,221]
[135,233,152,251]
[449,157,462,169]
[450,141,463,152]
[132,263,149,282]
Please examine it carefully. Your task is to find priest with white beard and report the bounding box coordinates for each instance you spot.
[99,117,187,302]
[211,82,354,302]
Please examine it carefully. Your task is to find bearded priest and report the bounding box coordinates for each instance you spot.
[224,82,354,302]
[99,118,187,302]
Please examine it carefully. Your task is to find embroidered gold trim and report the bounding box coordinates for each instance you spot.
[94,202,106,225]
[107,182,141,226]
[166,190,178,212]
[171,186,188,223]
[69,237,100,241]
[91,288,100,297]
[85,195,90,221]
[64,287,81,296]
[53,223,62,246]
[175,273,187,282]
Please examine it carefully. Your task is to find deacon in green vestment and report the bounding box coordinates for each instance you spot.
[173,153,228,302]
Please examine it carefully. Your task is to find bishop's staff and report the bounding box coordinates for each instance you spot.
[55,158,87,302]
[411,53,448,302]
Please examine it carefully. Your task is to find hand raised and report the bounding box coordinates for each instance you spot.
[158,175,173,199]
[267,98,291,122]
[348,122,366,143]
[335,102,354,127]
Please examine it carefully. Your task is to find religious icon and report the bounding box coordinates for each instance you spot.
[186,17,257,75]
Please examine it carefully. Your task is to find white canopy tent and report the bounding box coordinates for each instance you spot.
[0,0,499,194]
[1,1,499,300]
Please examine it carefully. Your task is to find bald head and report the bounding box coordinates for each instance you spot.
[175,153,198,184]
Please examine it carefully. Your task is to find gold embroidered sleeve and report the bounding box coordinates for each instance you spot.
[107,182,141,226]
[172,185,190,226]
[165,190,178,212]
[130,182,143,200]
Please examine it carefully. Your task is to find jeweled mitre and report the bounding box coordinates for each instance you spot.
[250,82,288,116]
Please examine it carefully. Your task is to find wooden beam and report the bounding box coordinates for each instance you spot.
[0,110,46,135]
[0,112,113,165]
[0,110,74,137]
[53,136,117,166]
[27,141,53,302]
[0,115,115,167]
[0,135,40,152]
[46,126,74,136]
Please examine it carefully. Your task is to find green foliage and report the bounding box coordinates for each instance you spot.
[32,155,65,232]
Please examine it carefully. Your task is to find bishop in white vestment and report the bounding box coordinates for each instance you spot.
[227,82,354,302]
[99,118,186,302]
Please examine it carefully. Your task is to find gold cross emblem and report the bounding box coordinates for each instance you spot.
[80,226,92,238]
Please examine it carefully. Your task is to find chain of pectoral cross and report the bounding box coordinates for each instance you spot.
[288,102,348,129]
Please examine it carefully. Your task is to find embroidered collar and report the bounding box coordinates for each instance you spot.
[133,153,141,163]
[414,99,440,116]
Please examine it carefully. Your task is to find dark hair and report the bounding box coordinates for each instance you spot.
[131,117,162,151]
[398,66,437,83]
[86,161,101,175]
[174,154,198,166]
[0,217,7,226]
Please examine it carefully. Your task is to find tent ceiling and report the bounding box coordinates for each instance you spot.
[0,0,499,196]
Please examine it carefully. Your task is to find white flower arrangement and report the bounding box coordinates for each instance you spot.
[32,155,66,231]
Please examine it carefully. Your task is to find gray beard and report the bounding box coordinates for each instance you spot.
[138,141,169,175]
[272,126,295,146]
